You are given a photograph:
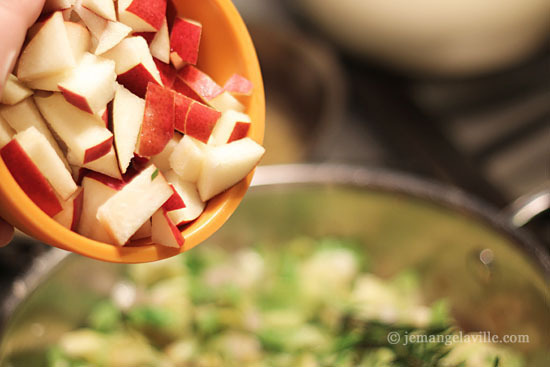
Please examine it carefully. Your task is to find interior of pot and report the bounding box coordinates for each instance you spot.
[1,179,548,365]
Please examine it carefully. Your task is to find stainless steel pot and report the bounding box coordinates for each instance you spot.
[1,165,549,365]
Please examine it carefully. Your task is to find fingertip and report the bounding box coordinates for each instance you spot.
[0,0,46,94]
[22,0,47,28]
[0,218,15,247]
[1,0,46,28]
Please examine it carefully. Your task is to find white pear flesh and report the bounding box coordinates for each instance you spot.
[150,18,170,63]
[81,0,116,21]
[0,75,33,105]
[197,138,265,201]
[208,110,251,146]
[165,170,205,225]
[208,91,245,113]
[14,127,77,200]
[150,134,181,173]
[131,220,152,240]
[0,116,15,149]
[53,187,83,230]
[74,0,107,38]
[65,21,91,62]
[151,209,184,248]
[80,146,122,180]
[17,12,76,81]
[78,174,122,243]
[58,53,117,114]
[0,98,69,169]
[93,21,132,55]
[34,93,113,165]
[102,36,163,85]
[112,83,145,173]
[169,135,206,183]
[97,165,173,246]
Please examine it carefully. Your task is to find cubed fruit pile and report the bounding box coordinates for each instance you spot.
[0,0,264,248]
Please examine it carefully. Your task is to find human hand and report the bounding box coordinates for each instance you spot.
[0,218,14,247]
[0,0,45,94]
[0,0,45,246]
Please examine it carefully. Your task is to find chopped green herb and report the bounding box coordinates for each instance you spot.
[43,237,523,367]
[127,306,173,328]
[88,300,121,333]
[151,168,159,181]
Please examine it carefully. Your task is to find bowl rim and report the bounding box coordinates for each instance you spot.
[0,0,265,264]
[2,163,548,331]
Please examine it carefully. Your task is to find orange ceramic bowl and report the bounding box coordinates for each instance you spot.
[0,0,265,263]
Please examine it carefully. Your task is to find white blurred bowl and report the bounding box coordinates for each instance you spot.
[294,0,550,76]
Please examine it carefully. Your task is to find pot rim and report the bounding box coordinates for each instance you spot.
[2,164,549,332]
[251,164,550,276]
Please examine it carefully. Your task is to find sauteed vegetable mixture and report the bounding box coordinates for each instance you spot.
[47,237,524,366]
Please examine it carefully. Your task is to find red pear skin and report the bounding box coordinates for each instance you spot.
[137,83,175,157]
[154,58,177,88]
[170,17,201,65]
[173,92,193,133]
[163,184,186,211]
[84,170,127,191]
[117,64,160,98]
[158,207,185,247]
[134,31,155,44]
[177,65,223,102]
[126,0,166,31]
[70,189,84,231]
[165,209,185,247]
[224,73,253,95]
[102,105,110,129]
[83,136,113,164]
[228,122,250,142]
[165,0,177,29]
[59,87,93,114]
[1,140,62,216]
[185,102,221,143]
[172,77,202,102]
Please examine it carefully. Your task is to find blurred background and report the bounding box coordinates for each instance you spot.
[0,2,549,365]
[1,0,549,298]
[236,0,550,242]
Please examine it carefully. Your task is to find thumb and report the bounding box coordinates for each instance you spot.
[0,218,15,247]
[0,0,46,92]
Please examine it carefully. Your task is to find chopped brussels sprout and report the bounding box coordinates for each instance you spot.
[45,237,524,367]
